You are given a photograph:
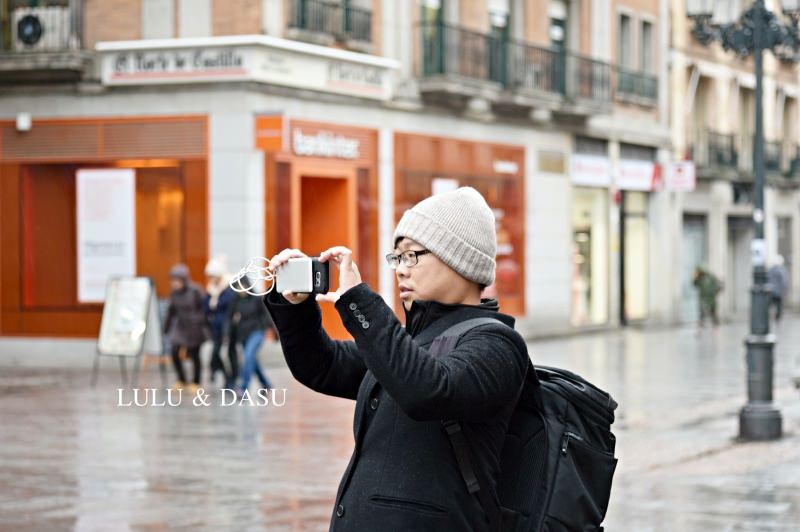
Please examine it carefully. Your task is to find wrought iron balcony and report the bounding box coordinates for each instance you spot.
[709,131,738,168]
[506,39,563,94]
[567,53,612,106]
[419,22,504,84]
[693,130,738,170]
[419,22,623,113]
[786,146,800,178]
[764,140,782,173]
[615,66,658,102]
[288,0,372,44]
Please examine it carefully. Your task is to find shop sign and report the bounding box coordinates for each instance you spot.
[663,161,696,191]
[106,48,247,82]
[292,128,360,159]
[618,159,657,191]
[76,169,137,303]
[98,36,398,101]
[571,154,611,187]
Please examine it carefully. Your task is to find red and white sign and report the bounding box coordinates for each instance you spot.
[618,160,658,191]
[664,161,696,191]
[571,154,611,187]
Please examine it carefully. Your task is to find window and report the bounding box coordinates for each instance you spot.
[549,0,567,49]
[571,188,609,326]
[618,14,632,68]
[641,20,654,74]
[142,0,175,40]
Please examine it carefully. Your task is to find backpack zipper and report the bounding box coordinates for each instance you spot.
[560,431,583,455]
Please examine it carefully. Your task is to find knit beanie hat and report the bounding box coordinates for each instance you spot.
[393,187,496,286]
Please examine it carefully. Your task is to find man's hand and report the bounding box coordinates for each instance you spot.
[268,248,310,304]
[316,246,362,304]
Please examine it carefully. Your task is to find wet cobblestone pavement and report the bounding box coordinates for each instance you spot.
[2,316,800,531]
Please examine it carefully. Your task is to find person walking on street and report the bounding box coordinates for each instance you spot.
[229,291,274,396]
[264,187,528,531]
[693,266,722,328]
[164,264,209,393]
[768,255,789,323]
[204,256,237,388]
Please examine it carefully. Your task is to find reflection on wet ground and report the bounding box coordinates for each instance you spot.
[1,316,799,531]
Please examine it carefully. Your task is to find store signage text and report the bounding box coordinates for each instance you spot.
[110,49,246,79]
[571,154,611,187]
[99,37,397,100]
[292,128,360,159]
[618,160,657,191]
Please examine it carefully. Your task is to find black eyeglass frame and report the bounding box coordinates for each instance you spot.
[385,249,432,269]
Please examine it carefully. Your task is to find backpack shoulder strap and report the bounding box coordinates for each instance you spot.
[433,316,508,532]
[437,316,507,339]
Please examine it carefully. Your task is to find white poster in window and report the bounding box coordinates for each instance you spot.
[664,161,696,191]
[618,160,656,191]
[571,154,611,187]
[77,169,137,303]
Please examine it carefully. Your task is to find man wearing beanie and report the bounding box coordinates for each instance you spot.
[265,187,528,531]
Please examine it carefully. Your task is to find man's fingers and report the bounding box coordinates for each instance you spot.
[315,292,340,303]
[319,246,353,265]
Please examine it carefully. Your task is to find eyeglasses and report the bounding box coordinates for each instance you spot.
[385,249,431,269]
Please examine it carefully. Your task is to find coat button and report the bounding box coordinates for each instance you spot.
[357,315,365,323]
[348,303,357,311]
[362,322,370,329]
[336,504,345,517]
[354,310,363,318]
[370,397,379,410]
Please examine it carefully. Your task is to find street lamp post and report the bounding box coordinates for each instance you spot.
[687,0,800,441]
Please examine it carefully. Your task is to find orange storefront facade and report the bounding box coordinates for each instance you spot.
[0,116,209,337]
[394,133,526,316]
[255,115,379,338]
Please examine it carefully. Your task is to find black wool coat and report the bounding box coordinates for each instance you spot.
[264,283,528,531]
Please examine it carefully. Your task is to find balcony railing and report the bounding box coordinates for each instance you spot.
[765,140,782,173]
[568,53,612,104]
[616,66,658,102]
[692,131,738,169]
[420,22,504,83]
[506,40,563,93]
[288,0,372,43]
[2,3,82,52]
[786,145,800,178]
[419,23,642,110]
[709,132,738,168]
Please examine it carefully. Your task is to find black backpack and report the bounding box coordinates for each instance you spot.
[430,318,618,532]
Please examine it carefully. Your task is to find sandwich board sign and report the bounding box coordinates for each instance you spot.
[92,277,163,386]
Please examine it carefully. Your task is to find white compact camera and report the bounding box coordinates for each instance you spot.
[275,257,330,294]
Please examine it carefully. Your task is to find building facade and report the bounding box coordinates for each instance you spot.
[669,0,800,324]
[0,0,672,341]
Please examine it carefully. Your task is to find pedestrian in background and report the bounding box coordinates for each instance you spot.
[164,264,209,393]
[768,255,789,323]
[229,291,274,396]
[693,265,722,328]
[204,256,237,388]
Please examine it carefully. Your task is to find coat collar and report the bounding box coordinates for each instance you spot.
[402,298,514,338]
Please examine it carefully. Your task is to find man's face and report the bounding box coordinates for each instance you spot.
[170,278,185,291]
[393,237,477,310]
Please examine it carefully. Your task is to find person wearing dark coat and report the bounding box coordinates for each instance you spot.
[768,255,789,323]
[230,291,274,395]
[265,187,528,531]
[204,256,237,388]
[164,264,209,392]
